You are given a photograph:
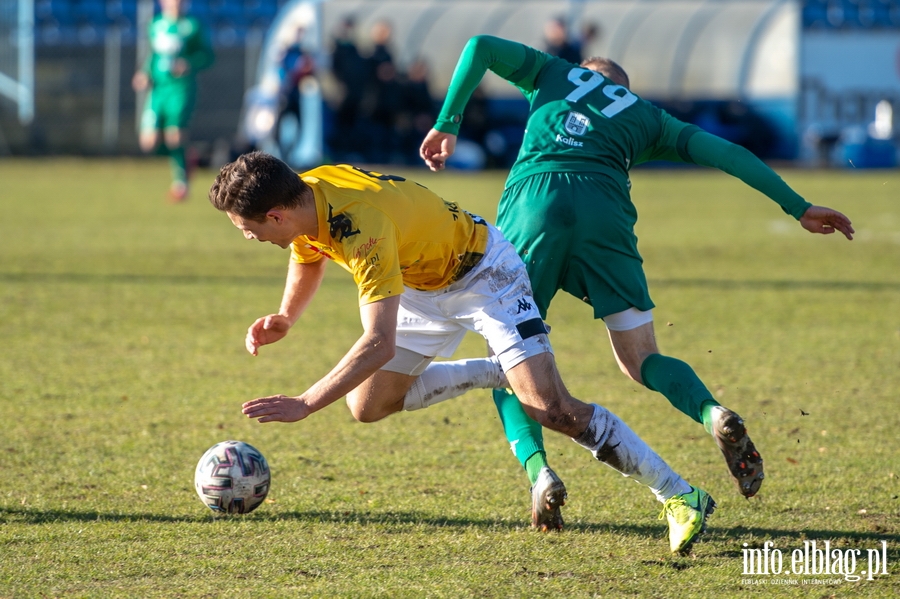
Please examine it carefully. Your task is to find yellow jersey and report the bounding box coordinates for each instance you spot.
[290,165,489,305]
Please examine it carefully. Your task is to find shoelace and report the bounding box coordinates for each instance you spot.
[657,494,693,522]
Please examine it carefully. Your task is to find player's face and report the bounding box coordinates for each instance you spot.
[228,212,293,249]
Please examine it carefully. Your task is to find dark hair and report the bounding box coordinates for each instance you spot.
[580,56,630,89]
[208,151,309,221]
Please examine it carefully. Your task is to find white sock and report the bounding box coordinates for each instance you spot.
[573,404,691,502]
[402,356,507,411]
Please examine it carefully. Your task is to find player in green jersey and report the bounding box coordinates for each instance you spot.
[132,0,214,202]
[421,35,854,502]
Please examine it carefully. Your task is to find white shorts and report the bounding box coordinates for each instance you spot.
[389,224,552,373]
[604,307,654,331]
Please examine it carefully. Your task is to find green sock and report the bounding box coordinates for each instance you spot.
[524,451,549,486]
[168,145,187,185]
[640,353,716,426]
[700,400,720,435]
[492,387,546,485]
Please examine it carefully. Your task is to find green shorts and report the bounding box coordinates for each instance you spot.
[496,171,654,320]
[140,84,196,132]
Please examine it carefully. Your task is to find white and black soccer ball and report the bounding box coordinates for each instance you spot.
[194,440,271,514]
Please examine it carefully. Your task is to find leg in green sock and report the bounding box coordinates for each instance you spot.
[168,144,187,186]
[492,387,547,485]
[524,452,549,486]
[640,353,719,432]
[699,399,720,435]
[493,387,567,531]
[161,126,189,200]
[609,323,764,496]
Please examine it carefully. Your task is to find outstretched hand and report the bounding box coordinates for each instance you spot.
[419,129,457,172]
[799,206,854,240]
[246,314,292,355]
[242,395,312,423]
[132,71,149,92]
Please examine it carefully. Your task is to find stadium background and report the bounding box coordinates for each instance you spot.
[0,0,898,169]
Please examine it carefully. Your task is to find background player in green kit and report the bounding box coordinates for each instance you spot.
[421,35,854,502]
[132,0,214,201]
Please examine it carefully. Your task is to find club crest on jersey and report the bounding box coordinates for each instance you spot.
[564,111,590,136]
[327,204,360,241]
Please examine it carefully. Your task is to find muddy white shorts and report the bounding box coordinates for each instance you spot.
[392,223,552,373]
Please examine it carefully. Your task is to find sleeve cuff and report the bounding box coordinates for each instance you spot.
[434,115,463,136]
[788,201,813,220]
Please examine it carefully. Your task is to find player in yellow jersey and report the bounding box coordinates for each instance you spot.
[209,151,715,554]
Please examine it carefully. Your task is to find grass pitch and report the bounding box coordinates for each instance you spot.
[0,158,898,598]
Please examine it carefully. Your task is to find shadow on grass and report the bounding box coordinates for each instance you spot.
[5,506,898,547]
[0,272,285,287]
[650,278,900,292]
[2,271,899,291]
[0,506,205,524]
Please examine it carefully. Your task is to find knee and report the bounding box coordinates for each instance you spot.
[345,395,402,423]
[138,135,157,153]
[164,130,183,148]
[350,409,381,424]
[347,403,381,423]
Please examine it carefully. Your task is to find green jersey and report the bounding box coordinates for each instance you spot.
[435,36,811,220]
[143,14,214,93]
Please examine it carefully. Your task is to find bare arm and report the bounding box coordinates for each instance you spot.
[132,71,150,91]
[245,258,327,355]
[241,295,401,423]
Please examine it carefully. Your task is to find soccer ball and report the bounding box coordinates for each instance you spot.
[194,440,271,514]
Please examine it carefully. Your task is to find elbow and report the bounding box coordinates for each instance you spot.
[377,343,396,367]
[370,334,396,367]
[467,34,498,54]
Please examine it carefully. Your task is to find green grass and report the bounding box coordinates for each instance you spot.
[1,158,898,598]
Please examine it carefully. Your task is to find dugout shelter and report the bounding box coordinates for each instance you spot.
[243,0,803,167]
[0,0,897,166]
